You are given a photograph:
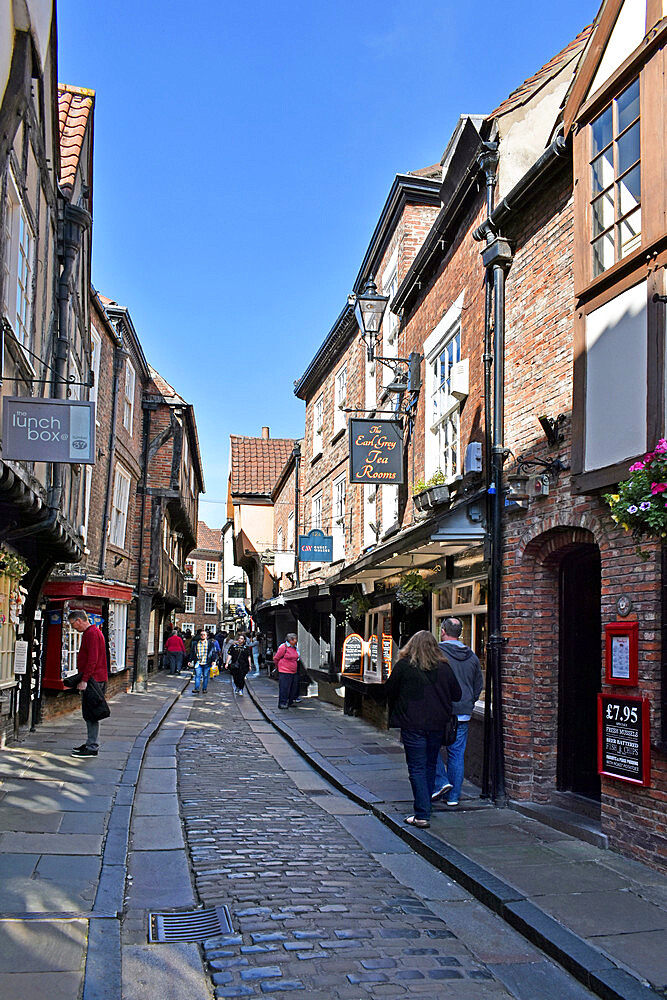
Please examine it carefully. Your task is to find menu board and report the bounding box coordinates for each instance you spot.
[598,694,650,786]
[382,634,394,678]
[342,633,363,675]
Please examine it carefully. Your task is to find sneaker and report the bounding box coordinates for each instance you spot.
[292,698,301,704]
[431,782,453,802]
[72,743,88,753]
[202,688,208,693]
[192,689,200,695]
[237,689,244,696]
[278,703,288,709]
[71,746,98,757]
[446,800,459,807]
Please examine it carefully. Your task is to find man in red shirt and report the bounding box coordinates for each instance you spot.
[68,610,108,757]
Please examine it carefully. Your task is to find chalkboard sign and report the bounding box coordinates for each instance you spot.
[598,694,650,787]
[382,634,394,678]
[342,633,363,675]
[365,634,379,679]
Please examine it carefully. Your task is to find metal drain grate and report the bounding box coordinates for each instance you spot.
[149,905,233,943]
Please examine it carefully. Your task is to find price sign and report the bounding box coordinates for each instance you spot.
[598,694,650,786]
[341,633,363,675]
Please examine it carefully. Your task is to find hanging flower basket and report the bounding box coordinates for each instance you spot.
[604,440,667,556]
[340,588,371,625]
[0,547,29,581]
[395,570,433,609]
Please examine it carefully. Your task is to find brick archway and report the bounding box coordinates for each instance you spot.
[503,523,601,802]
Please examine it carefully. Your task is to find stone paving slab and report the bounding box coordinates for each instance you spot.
[245,676,667,998]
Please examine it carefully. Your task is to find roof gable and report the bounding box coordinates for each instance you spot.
[563,0,656,135]
[230,435,296,497]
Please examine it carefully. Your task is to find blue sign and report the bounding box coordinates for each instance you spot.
[298,529,333,563]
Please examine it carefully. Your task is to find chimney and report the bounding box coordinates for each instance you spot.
[261,426,270,440]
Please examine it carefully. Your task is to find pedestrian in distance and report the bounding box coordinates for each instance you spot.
[226,633,252,695]
[431,617,484,808]
[385,630,461,828]
[214,628,227,663]
[183,629,193,655]
[248,632,260,677]
[68,610,109,757]
[164,629,186,674]
[273,633,300,709]
[187,628,220,694]
[221,631,235,666]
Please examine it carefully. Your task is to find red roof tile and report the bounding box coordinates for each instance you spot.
[148,365,187,405]
[57,84,95,199]
[195,521,222,552]
[489,25,593,119]
[230,435,296,497]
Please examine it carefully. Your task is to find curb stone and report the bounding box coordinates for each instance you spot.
[245,683,662,1000]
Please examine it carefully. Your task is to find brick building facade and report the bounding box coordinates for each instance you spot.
[175,521,224,635]
[254,3,667,871]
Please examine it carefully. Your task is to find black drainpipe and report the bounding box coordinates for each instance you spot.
[477,142,498,800]
[99,345,125,575]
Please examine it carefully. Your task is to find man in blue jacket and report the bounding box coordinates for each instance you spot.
[432,617,484,807]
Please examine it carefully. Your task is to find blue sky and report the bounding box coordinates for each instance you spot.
[57,0,598,527]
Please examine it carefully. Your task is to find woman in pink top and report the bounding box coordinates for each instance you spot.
[164,631,186,674]
[273,633,300,709]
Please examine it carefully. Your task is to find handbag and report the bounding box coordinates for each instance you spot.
[426,669,458,747]
[209,663,219,677]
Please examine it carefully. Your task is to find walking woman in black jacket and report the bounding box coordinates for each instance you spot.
[385,630,461,828]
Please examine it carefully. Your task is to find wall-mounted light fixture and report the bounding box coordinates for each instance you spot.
[537,413,565,447]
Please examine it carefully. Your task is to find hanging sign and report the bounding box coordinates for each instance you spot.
[298,528,333,563]
[2,396,95,464]
[597,694,650,786]
[349,419,404,484]
[341,633,363,675]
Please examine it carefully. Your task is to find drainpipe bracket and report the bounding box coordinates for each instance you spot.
[482,238,513,268]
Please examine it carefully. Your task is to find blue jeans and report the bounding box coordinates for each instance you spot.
[401,728,442,820]
[278,672,299,706]
[250,647,260,673]
[193,663,210,692]
[433,720,469,803]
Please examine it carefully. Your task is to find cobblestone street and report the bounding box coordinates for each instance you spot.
[177,683,601,1000]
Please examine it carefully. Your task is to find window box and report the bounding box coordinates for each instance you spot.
[413,484,450,511]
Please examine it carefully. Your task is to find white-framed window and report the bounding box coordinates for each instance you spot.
[90,327,102,406]
[108,601,128,673]
[123,359,135,434]
[426,320,461,482]
[0,575,16,686]
[2,173,34,350]
[363,485,377,550]
[205,592,217,615]
[180,621,195,635]
[332,474,346,561]
[591,77,641,276]
[381,485,399,535]
[205,561,218,582]
[63,621,83,678]
[334,364,347,434]
[432,578,487,690]
[147,609,156,655]
[185,559,195,577]
[381,253,399,389]
[184,595,195,613]
[311,491,322,530]
[313,395,324,456]
[277,526,284,551]
[109,464,131,548]
[287,511,295,550]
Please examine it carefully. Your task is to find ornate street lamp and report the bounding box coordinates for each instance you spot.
[353,276,389,361]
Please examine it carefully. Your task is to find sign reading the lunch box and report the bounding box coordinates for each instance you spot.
[2,397,95,464]
[298,528,333,563]
[349,419,404,485]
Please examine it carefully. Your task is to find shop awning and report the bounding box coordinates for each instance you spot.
[43,579,135,602]
[335,499,486,586]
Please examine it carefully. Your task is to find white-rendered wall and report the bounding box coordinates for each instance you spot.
[584,280,647,470]
[589,0,646,97]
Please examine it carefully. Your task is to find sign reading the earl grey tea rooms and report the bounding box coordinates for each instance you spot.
[349,418,403,485]
[2,397,95,464]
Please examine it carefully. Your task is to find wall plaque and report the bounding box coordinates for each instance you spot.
[597,694,650,786]
[349,419,404,484]
[605,621,638,686]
